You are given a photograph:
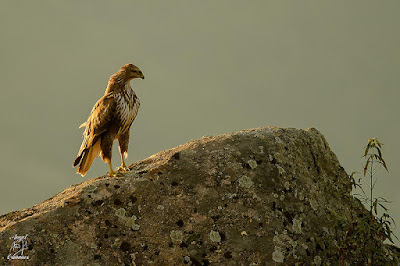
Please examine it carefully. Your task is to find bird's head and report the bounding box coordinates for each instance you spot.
[120,64,145,81]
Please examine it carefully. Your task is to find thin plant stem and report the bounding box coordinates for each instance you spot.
[370,159,373,215]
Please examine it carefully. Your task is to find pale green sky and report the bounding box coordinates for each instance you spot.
[0,1,399,245]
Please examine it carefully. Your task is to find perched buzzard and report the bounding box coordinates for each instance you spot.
[73,64,144,177]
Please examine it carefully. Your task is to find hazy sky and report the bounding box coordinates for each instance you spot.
[0,1,399,245]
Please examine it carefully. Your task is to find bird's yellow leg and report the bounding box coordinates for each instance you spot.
[121,153,127,168]
[119,153,130,171]
[108,161,116,176]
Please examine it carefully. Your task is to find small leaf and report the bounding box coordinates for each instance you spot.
[381,158,388,172]
[377,197,389,203]
[374,199,378,215]
[364,141,372,156]
[376,139,382,148]
[363,160,370,176]
[377,147,382,159]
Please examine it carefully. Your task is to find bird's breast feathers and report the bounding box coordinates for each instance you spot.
[115,83,140,134]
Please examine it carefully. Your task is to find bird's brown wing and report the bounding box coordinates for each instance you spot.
[76,92,116,158]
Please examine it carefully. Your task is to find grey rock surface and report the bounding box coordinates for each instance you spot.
[1,127,399,265]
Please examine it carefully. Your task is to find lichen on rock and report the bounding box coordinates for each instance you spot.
[209,230,222,243]
[272,248,285,263]
[170,230,184,244]
[115,208,126,218]
[292,217,302,234]
[237,175,253,188]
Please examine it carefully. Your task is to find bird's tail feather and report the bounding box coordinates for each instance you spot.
[75,140,101,177]
[73,153,83,167]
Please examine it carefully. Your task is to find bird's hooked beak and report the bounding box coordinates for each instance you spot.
[140,72,145,79]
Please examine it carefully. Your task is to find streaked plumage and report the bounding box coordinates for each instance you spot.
[73,64,144,177]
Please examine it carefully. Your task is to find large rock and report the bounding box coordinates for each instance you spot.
[1,127,399,265]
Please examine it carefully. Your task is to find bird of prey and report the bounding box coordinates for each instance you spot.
[73,64,144,177]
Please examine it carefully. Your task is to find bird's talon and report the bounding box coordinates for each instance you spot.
[117,166,131,172]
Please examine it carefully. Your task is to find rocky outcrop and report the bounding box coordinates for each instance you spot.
[1,127,399,265]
